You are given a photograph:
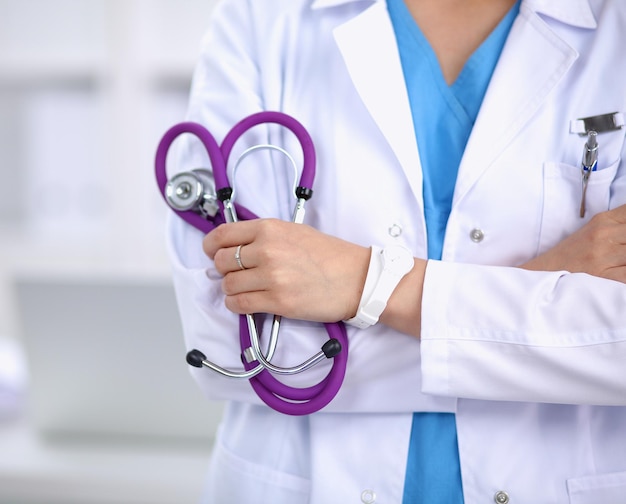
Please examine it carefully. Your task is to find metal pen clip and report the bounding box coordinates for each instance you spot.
[579,130,598,218]
[570,112,625,136]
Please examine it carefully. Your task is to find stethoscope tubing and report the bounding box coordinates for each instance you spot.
[155,122,223,234]
[220,111,316,192]
[155,121,258,233]
[241,318,348,415]
[155,111,347,415]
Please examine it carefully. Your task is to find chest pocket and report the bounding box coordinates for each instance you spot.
[537,128,625,255]
[567,471,626,504]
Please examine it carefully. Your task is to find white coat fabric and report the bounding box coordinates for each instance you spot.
[166,0,626,502]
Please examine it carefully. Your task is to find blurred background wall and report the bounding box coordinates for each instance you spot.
[0,1,223,503]
[0,0,218,336]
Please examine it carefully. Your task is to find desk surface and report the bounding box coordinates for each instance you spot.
[0,416,213,504]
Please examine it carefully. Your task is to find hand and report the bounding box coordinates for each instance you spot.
[522,204,626,283]
[203,219,370,322]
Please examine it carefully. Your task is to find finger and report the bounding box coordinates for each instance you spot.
[614,223,626,245]
[221,269,269,299]
[602,265,626,284]
[202,221,260,259]
[214,244,257,274]
[607,203,626,224]
[223,290,288,318]
[223,291,261,316]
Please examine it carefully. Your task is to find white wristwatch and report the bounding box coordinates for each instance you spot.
[344,244,414,329]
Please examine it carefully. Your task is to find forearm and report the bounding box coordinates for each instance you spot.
[420,261,626,405]
[377,258,427,338]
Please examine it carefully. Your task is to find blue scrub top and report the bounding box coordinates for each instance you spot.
[386,0,520,502]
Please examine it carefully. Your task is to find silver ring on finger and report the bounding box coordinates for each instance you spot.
[234,244,247,270]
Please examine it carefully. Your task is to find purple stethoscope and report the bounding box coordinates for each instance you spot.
[155,111,348,415]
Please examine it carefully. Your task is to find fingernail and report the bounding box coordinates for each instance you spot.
[205,267,222,280]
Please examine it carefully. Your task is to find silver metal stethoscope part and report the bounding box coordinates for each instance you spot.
[248,314,330,375]
[230,144,299,206]
[190,315,282,379]
[176,145,324,379]
[165,169,219,218]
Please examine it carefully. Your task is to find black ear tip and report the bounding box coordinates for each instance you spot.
[186,349,207,368]
[322,339,342,358]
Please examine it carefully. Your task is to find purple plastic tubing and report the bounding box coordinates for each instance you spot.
[241,318,348,416]
[154,112,348,415]
[221,111,316,191]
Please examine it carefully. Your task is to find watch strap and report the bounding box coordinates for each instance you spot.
[344,245,413,329]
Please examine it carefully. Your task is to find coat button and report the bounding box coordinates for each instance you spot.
[469,228,485,243]
[388,223,403,237]
[361,489,376,503]
[494,490,509,504]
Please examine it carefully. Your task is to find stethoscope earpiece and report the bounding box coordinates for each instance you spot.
[322,338,342,359]
[186,349,207,368]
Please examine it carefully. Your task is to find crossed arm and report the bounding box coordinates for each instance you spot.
[202,204,626,338]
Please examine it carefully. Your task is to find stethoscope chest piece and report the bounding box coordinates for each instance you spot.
[165,169,219,217]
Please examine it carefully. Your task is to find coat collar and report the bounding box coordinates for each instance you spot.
[525,0,597,29]
[312,0,597,29]
[311,0,377,8]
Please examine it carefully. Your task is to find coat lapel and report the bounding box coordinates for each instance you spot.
[454,0,595,203]
[332,1,424,204]
[321,0,596,208]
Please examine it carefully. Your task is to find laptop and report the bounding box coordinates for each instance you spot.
[14,275,223,444]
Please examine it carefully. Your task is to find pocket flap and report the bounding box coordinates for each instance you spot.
[567,471,626,504]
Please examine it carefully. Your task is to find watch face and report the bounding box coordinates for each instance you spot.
[383,245,414,273]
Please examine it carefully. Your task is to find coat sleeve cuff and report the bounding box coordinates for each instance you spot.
[419,260,454,397]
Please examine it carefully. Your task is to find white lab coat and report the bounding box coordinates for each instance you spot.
[166,0,626,502]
